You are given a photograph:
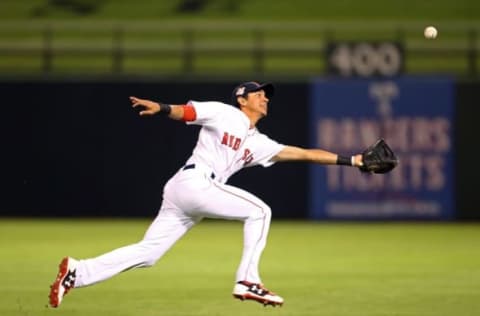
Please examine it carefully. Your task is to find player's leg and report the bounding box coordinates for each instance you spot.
[74,207,201,287]
[49,200,201,307]
[172,179,270,283]
[191,181,283,306]
[211,184,272,284]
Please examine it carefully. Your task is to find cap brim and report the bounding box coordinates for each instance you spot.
[253,83,275,99]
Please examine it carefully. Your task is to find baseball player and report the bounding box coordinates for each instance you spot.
[48,81,364,308]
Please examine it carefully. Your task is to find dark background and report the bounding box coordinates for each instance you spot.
[0,80,308,218]
[1,80,478,219]
[455,82,480,220]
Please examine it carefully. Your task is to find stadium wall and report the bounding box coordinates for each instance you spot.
[0,80,309,218]
[0,79,478,220]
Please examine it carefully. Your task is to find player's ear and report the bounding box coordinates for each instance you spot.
[237,96,248,107]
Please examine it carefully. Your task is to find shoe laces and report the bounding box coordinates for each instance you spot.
[61,269,76,291]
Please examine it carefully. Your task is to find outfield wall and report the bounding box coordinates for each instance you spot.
[0,79,478,220]
[0,80,309,219]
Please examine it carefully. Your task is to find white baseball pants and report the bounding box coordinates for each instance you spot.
[74,165,272,287]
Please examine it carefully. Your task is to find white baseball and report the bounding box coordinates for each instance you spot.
[424,26,438,39]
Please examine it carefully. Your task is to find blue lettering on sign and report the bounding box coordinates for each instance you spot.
[309,76,454,220]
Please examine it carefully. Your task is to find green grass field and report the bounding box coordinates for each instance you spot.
[1,219,479,316]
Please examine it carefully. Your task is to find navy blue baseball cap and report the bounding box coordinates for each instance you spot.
[232,81,275,106]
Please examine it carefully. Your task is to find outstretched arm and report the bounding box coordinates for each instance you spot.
[129,96,195,121]
[272,145,363,167]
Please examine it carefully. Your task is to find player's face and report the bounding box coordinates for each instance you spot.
[245,90,269,117]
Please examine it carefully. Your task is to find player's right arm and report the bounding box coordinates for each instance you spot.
[129,96,195,121]
[130,97,229,125]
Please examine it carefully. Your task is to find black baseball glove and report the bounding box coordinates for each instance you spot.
[359,139,399,174]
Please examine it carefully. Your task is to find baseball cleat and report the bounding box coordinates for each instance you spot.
[232,281,284,307]
[48,257,78,308]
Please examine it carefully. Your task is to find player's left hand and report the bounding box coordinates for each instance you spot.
[130,96,161,116]
[359,138,398,174]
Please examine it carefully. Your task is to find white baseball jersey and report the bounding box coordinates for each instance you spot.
[72,100,284,289]
[185,100,285,183]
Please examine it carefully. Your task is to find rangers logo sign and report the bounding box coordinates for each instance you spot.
[309,76,454,220]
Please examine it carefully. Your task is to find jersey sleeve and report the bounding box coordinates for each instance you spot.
[186,101,226,126]
[249,133,286,168]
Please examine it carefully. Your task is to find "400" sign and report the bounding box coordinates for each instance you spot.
[326,42,404,77]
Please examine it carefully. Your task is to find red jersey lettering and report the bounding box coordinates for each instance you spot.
[221,132,242,151]
[242,148,254,165]
[221,132,229,145]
